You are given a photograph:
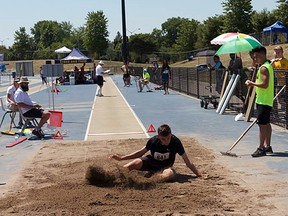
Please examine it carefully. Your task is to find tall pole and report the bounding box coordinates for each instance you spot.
[121,0,128,65]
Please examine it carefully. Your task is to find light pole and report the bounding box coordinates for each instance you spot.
[121,0,128,65]
[0,38,9,46]
[127,28,140,35]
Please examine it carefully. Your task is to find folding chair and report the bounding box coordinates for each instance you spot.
[0,97,17,130]
[17,105,44,138]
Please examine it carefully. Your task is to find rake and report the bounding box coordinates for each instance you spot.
[221,84,286,157]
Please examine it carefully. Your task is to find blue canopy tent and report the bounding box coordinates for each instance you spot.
[263,21,288,44]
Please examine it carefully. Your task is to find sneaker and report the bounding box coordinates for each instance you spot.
[265,146,273,154]
[251,148,266,157]
[32,129,43,139]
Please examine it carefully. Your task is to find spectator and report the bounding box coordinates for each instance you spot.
[228,53,247,104]
[110,124,201,182]
[138,68,152,92]
[161,60,171,95]
[208,55,226,94]
[6,77,23,127]
[245,46,274,157]
[14,77,50,138]
[40,66,47,85]
[271,45,288,110]
[121,63,131,87]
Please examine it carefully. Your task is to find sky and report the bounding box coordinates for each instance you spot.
[0,0,279,47]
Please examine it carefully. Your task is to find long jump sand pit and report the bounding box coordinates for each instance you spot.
[0,137,275,215]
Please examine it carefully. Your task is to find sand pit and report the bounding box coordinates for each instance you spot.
[0,137,280,215]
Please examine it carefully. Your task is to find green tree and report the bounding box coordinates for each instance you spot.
[273,0,288,24]
[251,9,276,33]
[84,11,109,58]
[161,17,189,49]
[12,27,33,60]
[222,0,253,33]
[195,15,225,48]
[31,20,64,49]
[128,33,156,62]
[174,19,200,51]
[150,28,163,51]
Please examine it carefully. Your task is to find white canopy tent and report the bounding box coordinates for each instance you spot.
[54,46,71,53]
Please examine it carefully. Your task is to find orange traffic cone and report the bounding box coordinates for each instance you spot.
[147,124,156,133]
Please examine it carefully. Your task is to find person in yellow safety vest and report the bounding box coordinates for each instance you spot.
[245,46,274,158]
[138,68,152,92]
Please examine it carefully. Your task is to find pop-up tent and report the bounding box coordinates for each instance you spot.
[55,46,71,53]
[61,48,92,64]
[263,21,288,44]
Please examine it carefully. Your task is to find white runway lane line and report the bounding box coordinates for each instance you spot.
[88,131,145,136]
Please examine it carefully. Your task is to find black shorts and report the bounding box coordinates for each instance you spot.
[140,155,170,172]
[23,108,43,118]
[256,104,272,125]
[95,75,103,86]
[123,73,130,79]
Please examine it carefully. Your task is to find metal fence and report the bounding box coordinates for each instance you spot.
[111,66,288,129]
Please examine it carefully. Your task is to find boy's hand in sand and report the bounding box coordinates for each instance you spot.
[110,154,123,161]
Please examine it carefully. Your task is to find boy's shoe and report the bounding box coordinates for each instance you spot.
[265,146,273,154]
[251,148,266,157]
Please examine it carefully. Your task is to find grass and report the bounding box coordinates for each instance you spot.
[171,43,288,68]
[3,43,288,75]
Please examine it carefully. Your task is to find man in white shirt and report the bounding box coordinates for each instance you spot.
[14,77,50,138]
[6,77,23,127]
[94,60,105,96]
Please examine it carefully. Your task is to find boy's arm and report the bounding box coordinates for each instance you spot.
[111,146,148,161]
[181,152,201,177]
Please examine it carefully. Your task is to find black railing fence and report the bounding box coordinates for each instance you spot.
[111,66,288,129]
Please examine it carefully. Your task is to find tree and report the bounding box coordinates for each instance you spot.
[84,11,109,58]
[251,9,277,33]
[12,27,34,60]
[222,0,253,33]
[128,33,157,62]
[273,0,288,25]
[174,19,200,52]
[195,15,225,48]
[31,20,64,49]
[161,17,189,49]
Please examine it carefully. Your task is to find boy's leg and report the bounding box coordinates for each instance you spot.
[153,168,176,182]
[123,158,143,170]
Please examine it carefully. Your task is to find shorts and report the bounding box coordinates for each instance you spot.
[256,104,272,125]
[23,108,43,118]
[123,73,130,79]
[94,75,103,86]
[140,155,171,172]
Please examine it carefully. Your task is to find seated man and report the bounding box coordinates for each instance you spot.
[6,77,23,127]
[14,77,50,138]
[138,68,152,92]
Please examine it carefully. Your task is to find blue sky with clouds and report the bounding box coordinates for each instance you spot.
[0,0,278,47]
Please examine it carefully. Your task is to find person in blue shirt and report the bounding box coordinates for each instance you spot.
[208,55,226,94]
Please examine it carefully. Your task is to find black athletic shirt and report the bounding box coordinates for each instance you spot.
[145,135,185,167]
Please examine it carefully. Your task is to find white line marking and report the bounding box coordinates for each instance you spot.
[111,78,150,138]
[84,86,99,141]
[88,131,145,136]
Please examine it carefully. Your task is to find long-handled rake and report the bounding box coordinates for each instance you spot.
[221,84,286,157]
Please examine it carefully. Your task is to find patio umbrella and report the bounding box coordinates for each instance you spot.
[215,37,263,55]
[210,32,260,45]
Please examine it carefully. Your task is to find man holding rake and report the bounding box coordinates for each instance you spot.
[245,46,274,157]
